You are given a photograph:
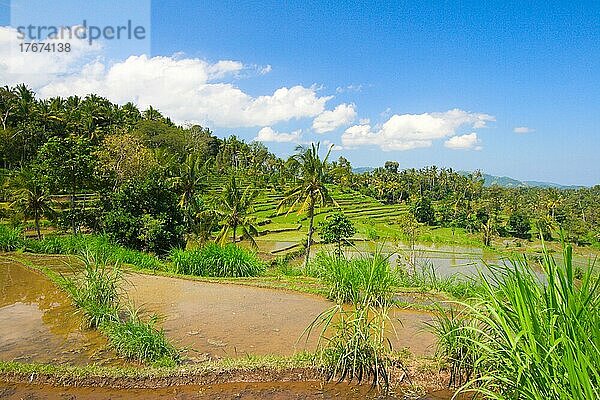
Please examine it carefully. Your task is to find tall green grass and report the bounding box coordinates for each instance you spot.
[307,303,395,390]
[60,251,121,328]
[25,234,164,271]
[310,250,399,305]
[0,224,24,251]
[425,307,483,388]
[305,249,400,391]
[100,305,178,366]
[170,243,266,277]
[430,243,600,399]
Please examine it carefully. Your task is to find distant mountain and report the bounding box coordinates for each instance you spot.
[352,166,376,174]
[353,167,584,189]
[477,173,583,189]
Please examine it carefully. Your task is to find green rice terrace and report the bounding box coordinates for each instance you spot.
[0,86,599,399]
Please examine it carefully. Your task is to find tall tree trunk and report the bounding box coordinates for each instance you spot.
[304,198,315,269]
[34,208,41,240]
[70,168,77,234]
[70,192,76,234]
[232,222,237,243]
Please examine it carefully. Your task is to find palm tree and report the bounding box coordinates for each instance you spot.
[8,169,54,239]
[278,143,336,268]
[214,175,259,247]
[174,153,207,233]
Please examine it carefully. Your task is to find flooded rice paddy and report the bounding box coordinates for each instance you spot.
[0,253,435,366]
[0,381,455,399]
[0,258,117,365]
[125,273,435,359]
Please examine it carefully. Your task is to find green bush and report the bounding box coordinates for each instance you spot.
[0,225,24,251]
[171,243,265,277]
[101,175,185,255]
[411,197,435,225]
[507,211,532,239]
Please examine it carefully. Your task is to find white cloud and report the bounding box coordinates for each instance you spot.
[312,103,356,133]
[259,64,272,75]
[206,60,244,79]
[0,26,333,128]
[341,109,494,151]
[444,132,482,150]
[254,127,301,143]
[335,84,363,93]
[0,26,103,88]
[514,126,535,134]
[322,140,344,151]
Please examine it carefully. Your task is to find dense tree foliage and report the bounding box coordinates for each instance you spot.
[318,212,356,256]
[101,174,184,254]
[1,85,598,252]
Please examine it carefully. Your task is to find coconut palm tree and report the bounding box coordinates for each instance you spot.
[174,153,207,233]
[8,169,54,239]
[278,143,336,268]
[214,175,259,247]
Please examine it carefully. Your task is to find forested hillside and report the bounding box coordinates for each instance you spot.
[1,85,599,254]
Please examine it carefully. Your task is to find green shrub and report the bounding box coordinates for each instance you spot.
[171,243,265,277]
[0,225,24,251]
[101,175,185,255]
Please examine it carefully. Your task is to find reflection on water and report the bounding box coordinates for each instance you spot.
[0,258,118,365]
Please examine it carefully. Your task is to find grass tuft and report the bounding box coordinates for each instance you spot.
[59,250,121,328]
[305,247,401,392]
[309,249,399,306]
[58,249,179,365]
[170,243,266,277]
[0,224,25,251]
[100,305,179,366]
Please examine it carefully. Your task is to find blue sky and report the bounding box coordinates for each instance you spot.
[1,1,598,185]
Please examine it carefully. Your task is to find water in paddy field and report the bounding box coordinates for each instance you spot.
[124,272,436,360]
[0,381,458,399]
[0,253,436,365]
[0,257,119,365]
[0,254,451,399]
[306,241,496,279]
